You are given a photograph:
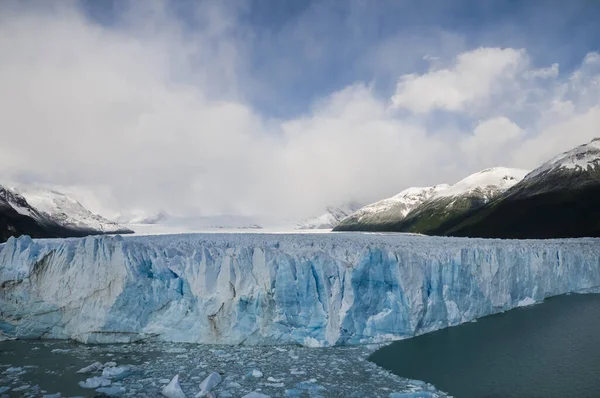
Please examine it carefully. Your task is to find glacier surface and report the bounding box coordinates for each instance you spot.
[1,233,599,346]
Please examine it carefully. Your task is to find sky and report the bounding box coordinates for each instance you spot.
[1,0,599,221]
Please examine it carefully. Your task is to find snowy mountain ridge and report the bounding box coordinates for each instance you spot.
[0,185,44,222]
[335,167,529,233]
[296,202,364,229]
[435,167,529,200]
[15,187,132,234]
[525,137,600,180]
[353,185,450,221]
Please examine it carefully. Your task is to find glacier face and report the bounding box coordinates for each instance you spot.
[1,233,599,346]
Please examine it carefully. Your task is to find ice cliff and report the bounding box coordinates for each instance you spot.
[1,233,599,346]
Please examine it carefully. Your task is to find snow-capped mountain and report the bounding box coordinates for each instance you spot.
[394,167,529,234]
[447,138,600,238]
[334,167,529,233]
[0,184,72,242]
[296,202,364,229]
[524,137,600,181]
[0,185,43,221]
[335,185,449,231]
[435,167,529,200]
[17,187,133,234]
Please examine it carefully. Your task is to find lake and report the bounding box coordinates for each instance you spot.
[370,293,600,398]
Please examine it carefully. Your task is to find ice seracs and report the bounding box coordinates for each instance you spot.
[1,233,600,347]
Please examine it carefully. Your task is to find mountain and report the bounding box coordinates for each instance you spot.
[334,185,449,231]
[390,167,529,234]
[446,138,600,238]
[296,202,364,229]
[0,185,60,242]
[0,185,133,243]
[334,167,529,234]
[17,187,133,234]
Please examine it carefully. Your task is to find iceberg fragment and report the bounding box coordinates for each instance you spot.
[161,374,186,398]
[77,361,103,374]
[79,376,111,388]
[195,371,222,397]
[242,393,271,398]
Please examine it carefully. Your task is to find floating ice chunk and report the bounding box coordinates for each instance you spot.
[284,390,302,397]
[303,337,324,348]
[42,394,61,398]
[296,380,326,393]
[275,347,287,352]
[250,370,263,378]
[390,392,437,398]
[518,297,538,307]
[77,362,104,374]
[160,378,172,384]
[51,348,71,353]
[264,382,284,388]
[195,372,222,397]
[241,393,271,398]
[226,382,241,389]
[79,376,111,388]
[218,392,233,398]
[267,377,282,382]
[104,361,117,368]
[102,365,130,379]
[5,367,23,373]
[161,375,186,398]
[12,384,31,391]
[96,386,126,396]
[165,348,188,354]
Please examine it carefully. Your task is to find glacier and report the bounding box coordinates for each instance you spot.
[1,233,599,346]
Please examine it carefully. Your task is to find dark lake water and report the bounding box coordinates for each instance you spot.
[370,293,600,398]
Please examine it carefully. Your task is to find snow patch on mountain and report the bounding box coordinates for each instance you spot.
[436,167,529,200]
[16,187,132,234]
[525,137,600,180]
[0,186,42,221]
[296,203,364,229]
[350,185,450,222]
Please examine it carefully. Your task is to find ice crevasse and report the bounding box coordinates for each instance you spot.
[1,233,599,346]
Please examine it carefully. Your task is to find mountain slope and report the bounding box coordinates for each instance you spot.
[334,185,449,231]
[393,167,529,234]
[17,187,132,234]
[446,138,600,238]
[335,168,528,234]
[0,185,73,242]
[297,202,364,229]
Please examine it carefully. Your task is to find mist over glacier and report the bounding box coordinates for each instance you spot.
[1,233,599,346]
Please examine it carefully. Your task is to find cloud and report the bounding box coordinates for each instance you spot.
[391,48,526,113]
[460,117,525,169]
[0,3,599,222]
